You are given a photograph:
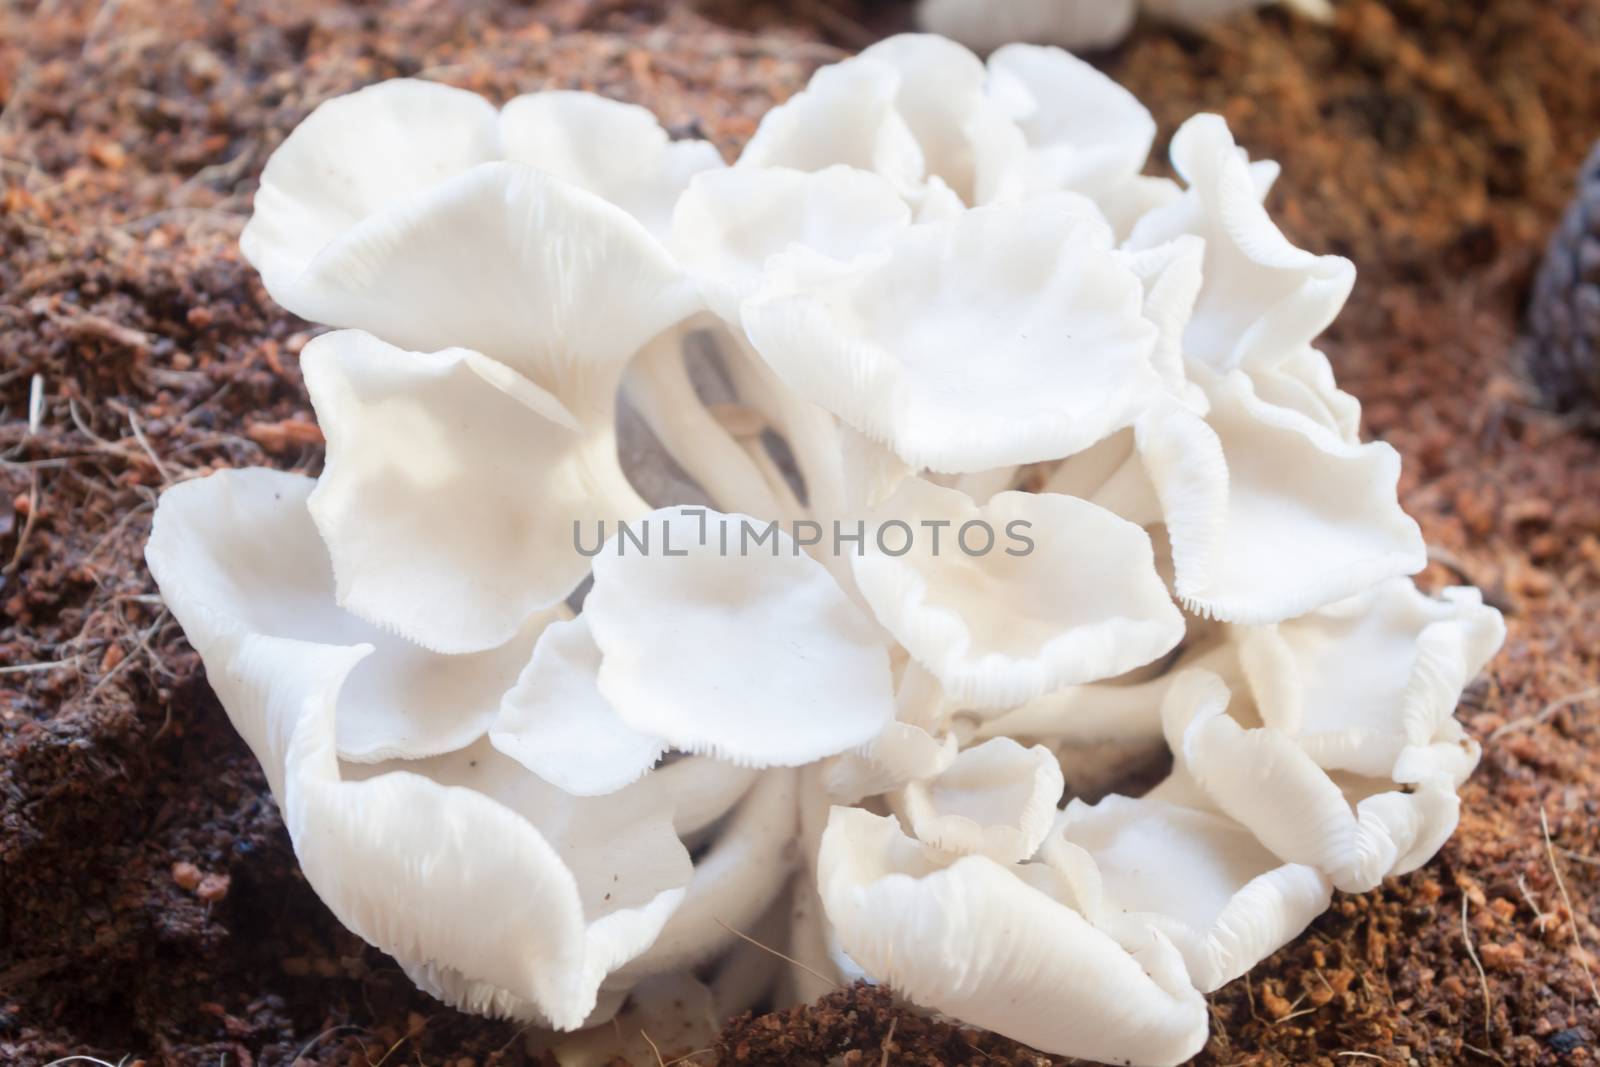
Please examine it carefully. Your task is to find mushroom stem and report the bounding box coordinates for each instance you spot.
[624,324,789,519]
[717,335,848,522]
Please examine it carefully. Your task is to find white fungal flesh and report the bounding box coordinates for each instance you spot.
[916,0,1331,54]
[148,36,1500,1067]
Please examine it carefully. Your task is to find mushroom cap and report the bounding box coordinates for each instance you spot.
[902,736,1066,863]
[916,0,1138,56]
[1050,794,1332,991]
[1240,578,1505,780]
[145,469,692,1028]
[1157,367,1427,625]
[851,477,1185,708]
[1127,115,1355,375]
[585,507,897,768]
[1162,669,1470,893]
[672,165,910,325]
[489,616,668,797]
[302,331,640,655]
[145,467,545,763]
[744,196,1160,474]
[265,163,699,418]
[818,806,1209,1065]
[243,78,718,294]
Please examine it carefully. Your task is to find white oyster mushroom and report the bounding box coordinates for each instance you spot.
[620,329,793,521]
[242,78,719,299]
[612,769,801,983]
[1160,367,1427,625]
[820,807,1210,1065]
[819,663,961,803]
[145,470,689,1028]
[917,0,1136,55]
[917,0,1333,55]
[1128,115,1356,375]
[148,34,1504,1067]
[1047,795,1332,991]
[738,34,1173,226]
[901,736,1066,862]
[649,755,762,841]
[489,616,668,797]
[852,477,1185,708]
[497,90,724,240]
[1163,670,1468,893]
[1238,579,1506,782]
[342,737,695,1019]
[821,720,960,804]
[735,54,925,195]
[786,870,867,1003]
[972,635,1240,746]
[983,43,1179,235]
[671,164,911,324]
[240,79,500,300]
[741,35,1025,209]
[254,162,700,420]
[302,330,644,654]
[1119,235,1208,397]
[744,196,1161,474]
[709,898,797,1018]
[145,469,545,764]
[848,34,1029,207]
[1251,344,1365,443]
[585,507,897,767]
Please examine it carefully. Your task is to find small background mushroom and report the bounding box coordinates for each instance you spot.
[916,0,1334,54]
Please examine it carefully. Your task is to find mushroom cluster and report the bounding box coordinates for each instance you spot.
[145,34,1503,1067]
[917,0,1333,54]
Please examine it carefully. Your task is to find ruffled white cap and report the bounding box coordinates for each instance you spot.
[819,806,1209,1065]
[146,470,690,1028]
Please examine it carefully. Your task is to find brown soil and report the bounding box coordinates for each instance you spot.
[2,1,1598,1065]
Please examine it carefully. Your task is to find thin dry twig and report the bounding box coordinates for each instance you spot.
[1462,1040,1509,1065]
[28,373,45,436]
[490,1023,531,1057]
[289,1025,368,1065]
[83,609,168,701]
[640,1028,666,1067]
[1243,971,1265,1025]
[28,295,155,355]
[0,655,83,676]
[4,472,40,575]
[1561,848,1600,869]
[1207,1000,1233,1053]
[127,410,173,485]
[81,497,154,564]
[1517,873,1553,932]
[1490,686,1600,741]
[1460,895,1493,1043]
[1275,1006,1318,1025]
[365,1021,419,1067]
[713,918,840,991]
[1541,805,1600,1010]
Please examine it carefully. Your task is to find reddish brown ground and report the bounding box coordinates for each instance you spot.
[2,1,1598,1064]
